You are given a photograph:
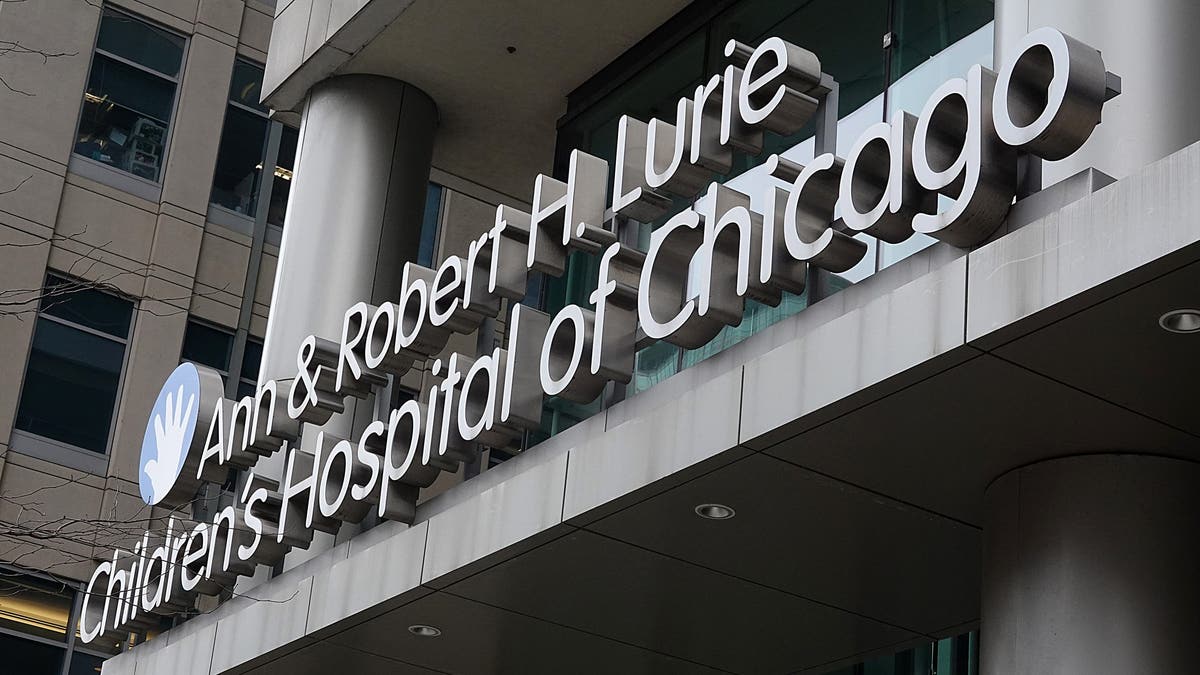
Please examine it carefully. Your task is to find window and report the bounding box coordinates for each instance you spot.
[210,60,299,231]
[73,7,185,183]
[0,570,120,673]
[180,320,262,398]
[15,275,134,457]
[417,183,443,267]
[210,60,270,216]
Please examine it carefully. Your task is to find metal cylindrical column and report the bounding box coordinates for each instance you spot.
[252,75,435,571]
[261,74,436,418]
[995,0,1200,184]
[982,455,1200,674]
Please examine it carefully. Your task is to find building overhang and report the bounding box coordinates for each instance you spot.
[102,139,1200,674]
[262,0,694,201]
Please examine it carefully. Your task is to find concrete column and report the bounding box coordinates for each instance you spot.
[982,455,1200,674]
[994,0,1200,184]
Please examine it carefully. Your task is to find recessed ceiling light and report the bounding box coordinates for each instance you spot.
[408,624,442,637]
[694,503,735,520]
[1159,309,1200,334]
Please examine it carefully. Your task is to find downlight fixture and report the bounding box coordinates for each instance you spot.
[1159,309,1200,334]
[408,624,442,637]
[694,503,736,520]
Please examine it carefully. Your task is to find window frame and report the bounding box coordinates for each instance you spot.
[10,274,137,474]
[68,5,189,201]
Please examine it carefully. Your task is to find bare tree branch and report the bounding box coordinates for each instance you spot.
[0,174,31,195]
[0,225,232,321]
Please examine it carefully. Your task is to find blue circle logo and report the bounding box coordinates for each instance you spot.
[139,363,202,505]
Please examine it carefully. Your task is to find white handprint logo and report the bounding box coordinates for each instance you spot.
[139,363,204,506]
[145,385,194,504]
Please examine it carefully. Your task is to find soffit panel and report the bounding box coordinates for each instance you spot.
[247,640,441,674]
[765,352,1200,526]
[440,528,918,673]
[326,589,727,674]
[993,258,1200,436]
[585,452,982,637]
[339,0,692,200]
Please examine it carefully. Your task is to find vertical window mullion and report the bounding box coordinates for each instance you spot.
[59,590,82,675]
[254,121,284,228]
[225,122,281,403]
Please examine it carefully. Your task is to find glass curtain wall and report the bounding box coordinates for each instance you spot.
[539,0,994,438]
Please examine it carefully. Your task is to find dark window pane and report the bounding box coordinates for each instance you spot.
[714,0,887,116]
[95,8,184,77]
[0,573,74,641]
[228,59,266,112]
[267,126,299,227]
[0,633,64,675]
[417,183,442,266]
[84,55,174,123]
[181,321,233,372]
[68,652,107,675]
[712,0,888,178]
[560,29,706,189]
[210,105,269,215]
[240,338,263,382]
[891,0,994,82]
[40,275,133,339]
[75,54,174,181]
[881,1,993,270]
[16,319,126,453]
[235,380,256,400]
[276,124,298,171]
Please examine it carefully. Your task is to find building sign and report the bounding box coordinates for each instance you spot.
[80,27,1117,643]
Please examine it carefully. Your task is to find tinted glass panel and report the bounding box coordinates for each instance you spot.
[76,54,174,181]
[417,183,442,267]
[228,60,266,112]
[84,55,175,122]
[891,0,994,80]
[40,276,133,339]
[241,338,263,381]
[0,574,74,641]
[631,339,679,395]
[210,105,269,215]
[881,3,993,269]
[181,321,233,372]
[16,319,126,453]
[95,8,184,77]
[68,652,107,675]
[0,633,64,675]
[235,380,256,400]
